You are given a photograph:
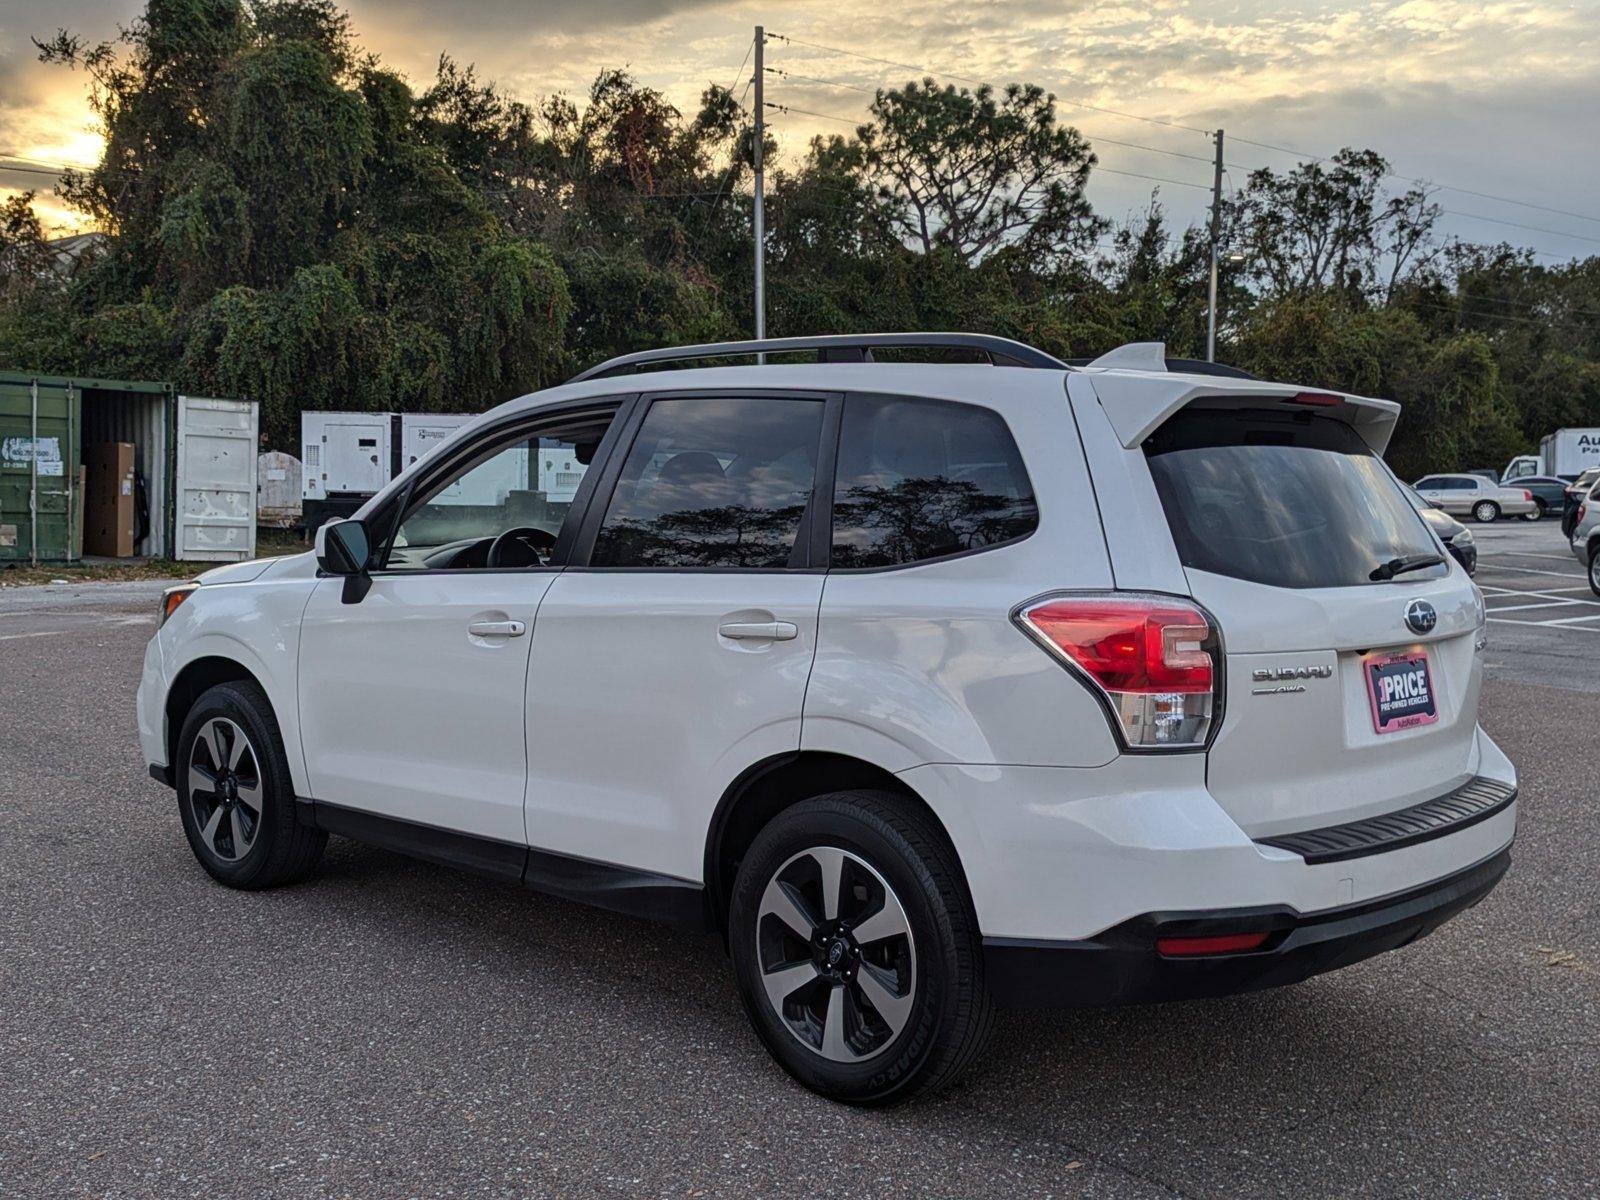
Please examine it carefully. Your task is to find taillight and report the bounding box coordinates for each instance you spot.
[1523,491,1533,503]
[1015,593,1219,750]
[1287,391,1341,407]
[1580,503,1588,524]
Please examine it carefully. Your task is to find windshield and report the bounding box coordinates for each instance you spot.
[1145,408,1449,590]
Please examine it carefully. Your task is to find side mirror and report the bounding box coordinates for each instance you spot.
[315,519,373,603]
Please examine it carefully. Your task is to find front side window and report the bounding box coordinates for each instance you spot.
[590,397,824,568]
[830,396,1038,569]
[384,413,613,570]
[1146,408,1447,589]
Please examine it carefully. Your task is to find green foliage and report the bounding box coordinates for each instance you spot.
[4,0,1599,478]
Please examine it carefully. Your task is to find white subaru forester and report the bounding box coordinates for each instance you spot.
[139,334,1516,1104]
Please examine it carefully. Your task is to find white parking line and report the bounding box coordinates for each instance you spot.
[1485,600,1585,613]
[1481,586,1600,608]
[1543,612,1600,625]
[1488,617,1600,632]
[1482,551,1585,562]
[1477,565,1587,581]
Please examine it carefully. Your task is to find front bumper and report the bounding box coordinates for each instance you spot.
[1445,537,1477,575]
[984,847,1509,1007]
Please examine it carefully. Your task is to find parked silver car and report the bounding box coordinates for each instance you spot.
[1403,484,1476,574]
[1569,478,1600,596]
[1413,473,1538,522]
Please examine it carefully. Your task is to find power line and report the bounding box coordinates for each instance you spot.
[768,34,1600,241]
[1226,135,1600,227]
[768,32,1212,136]
[765,66,1217,168]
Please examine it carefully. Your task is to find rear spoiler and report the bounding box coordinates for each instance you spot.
[1086,372,1402,455]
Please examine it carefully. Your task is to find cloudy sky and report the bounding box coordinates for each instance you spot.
[3,0,1598,260]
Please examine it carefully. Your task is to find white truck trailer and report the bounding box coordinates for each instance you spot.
[1503,428,1600,482]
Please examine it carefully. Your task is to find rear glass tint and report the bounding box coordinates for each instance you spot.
[1145,409,1447,589]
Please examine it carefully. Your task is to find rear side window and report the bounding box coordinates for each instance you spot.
[830,396,1037,568]
[590,397,824,568]
[1145,409,1447,589]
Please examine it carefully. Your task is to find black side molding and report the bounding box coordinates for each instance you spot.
[297,799,711,932]
[1256,776,1516,865]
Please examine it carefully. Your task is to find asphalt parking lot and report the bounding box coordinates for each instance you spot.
[2,521,1597,1199]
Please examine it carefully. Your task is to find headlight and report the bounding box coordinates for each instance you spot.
[159,584,199,625]
[1452,527,1474,546]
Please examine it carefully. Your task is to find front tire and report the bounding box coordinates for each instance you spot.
[1473,500,1500,523]
[177,681,326,889]
[1523,500,1545,521]
[729,791,993,1105]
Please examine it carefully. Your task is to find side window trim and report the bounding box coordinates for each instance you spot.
[568,388,842,571]
[368,395,637,575]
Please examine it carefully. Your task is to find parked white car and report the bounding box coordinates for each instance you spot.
[1413,473,1538,522]
[139,335,1516,1104]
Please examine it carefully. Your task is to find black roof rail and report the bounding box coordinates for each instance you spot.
[1064,355,1258,380]
[569,333,1071,383]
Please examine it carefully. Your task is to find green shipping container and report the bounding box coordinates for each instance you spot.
[0,377,81,564]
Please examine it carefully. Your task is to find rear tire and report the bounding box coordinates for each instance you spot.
[1473,500,1500,523]
[1589,544,1600,599]
[176,681,326,889]
[729,791,993,1105]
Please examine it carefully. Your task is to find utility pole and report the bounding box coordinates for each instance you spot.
[1206,128,1224,363]
[752,26,766,356]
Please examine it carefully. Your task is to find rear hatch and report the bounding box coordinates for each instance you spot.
[1141,402,1484,839]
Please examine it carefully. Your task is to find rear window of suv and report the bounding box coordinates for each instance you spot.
[1144,408,1448,590]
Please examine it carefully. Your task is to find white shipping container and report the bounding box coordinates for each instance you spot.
[176,394,259,561]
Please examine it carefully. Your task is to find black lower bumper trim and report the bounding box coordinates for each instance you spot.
[983,847,1511,1008]
[148,763,174,788]
[1256,775,1515,864]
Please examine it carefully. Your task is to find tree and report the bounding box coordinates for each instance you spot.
[857,79,1105,268]
[1225,148,1439,302]
[21,0,570,445]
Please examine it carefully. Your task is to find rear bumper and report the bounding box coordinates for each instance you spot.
[984,847,1509,1007]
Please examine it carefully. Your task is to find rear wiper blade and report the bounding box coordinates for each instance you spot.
[1370,553,1446,581]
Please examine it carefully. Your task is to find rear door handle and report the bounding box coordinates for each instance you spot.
[718,620,798,642]
[468,619,527,638]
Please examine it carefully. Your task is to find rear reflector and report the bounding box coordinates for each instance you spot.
[1156,932,1270,957]
[1015,593,1219,749]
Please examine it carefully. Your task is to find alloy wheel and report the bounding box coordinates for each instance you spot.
[187,718,264,863]
[755,846,917,1063]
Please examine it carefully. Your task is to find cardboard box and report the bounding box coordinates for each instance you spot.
[85,442,136,557]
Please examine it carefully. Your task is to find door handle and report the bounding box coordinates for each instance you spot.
[718,620,798,641]
[468,619,527,638]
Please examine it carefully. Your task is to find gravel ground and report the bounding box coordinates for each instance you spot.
[1,524,1596,1199]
